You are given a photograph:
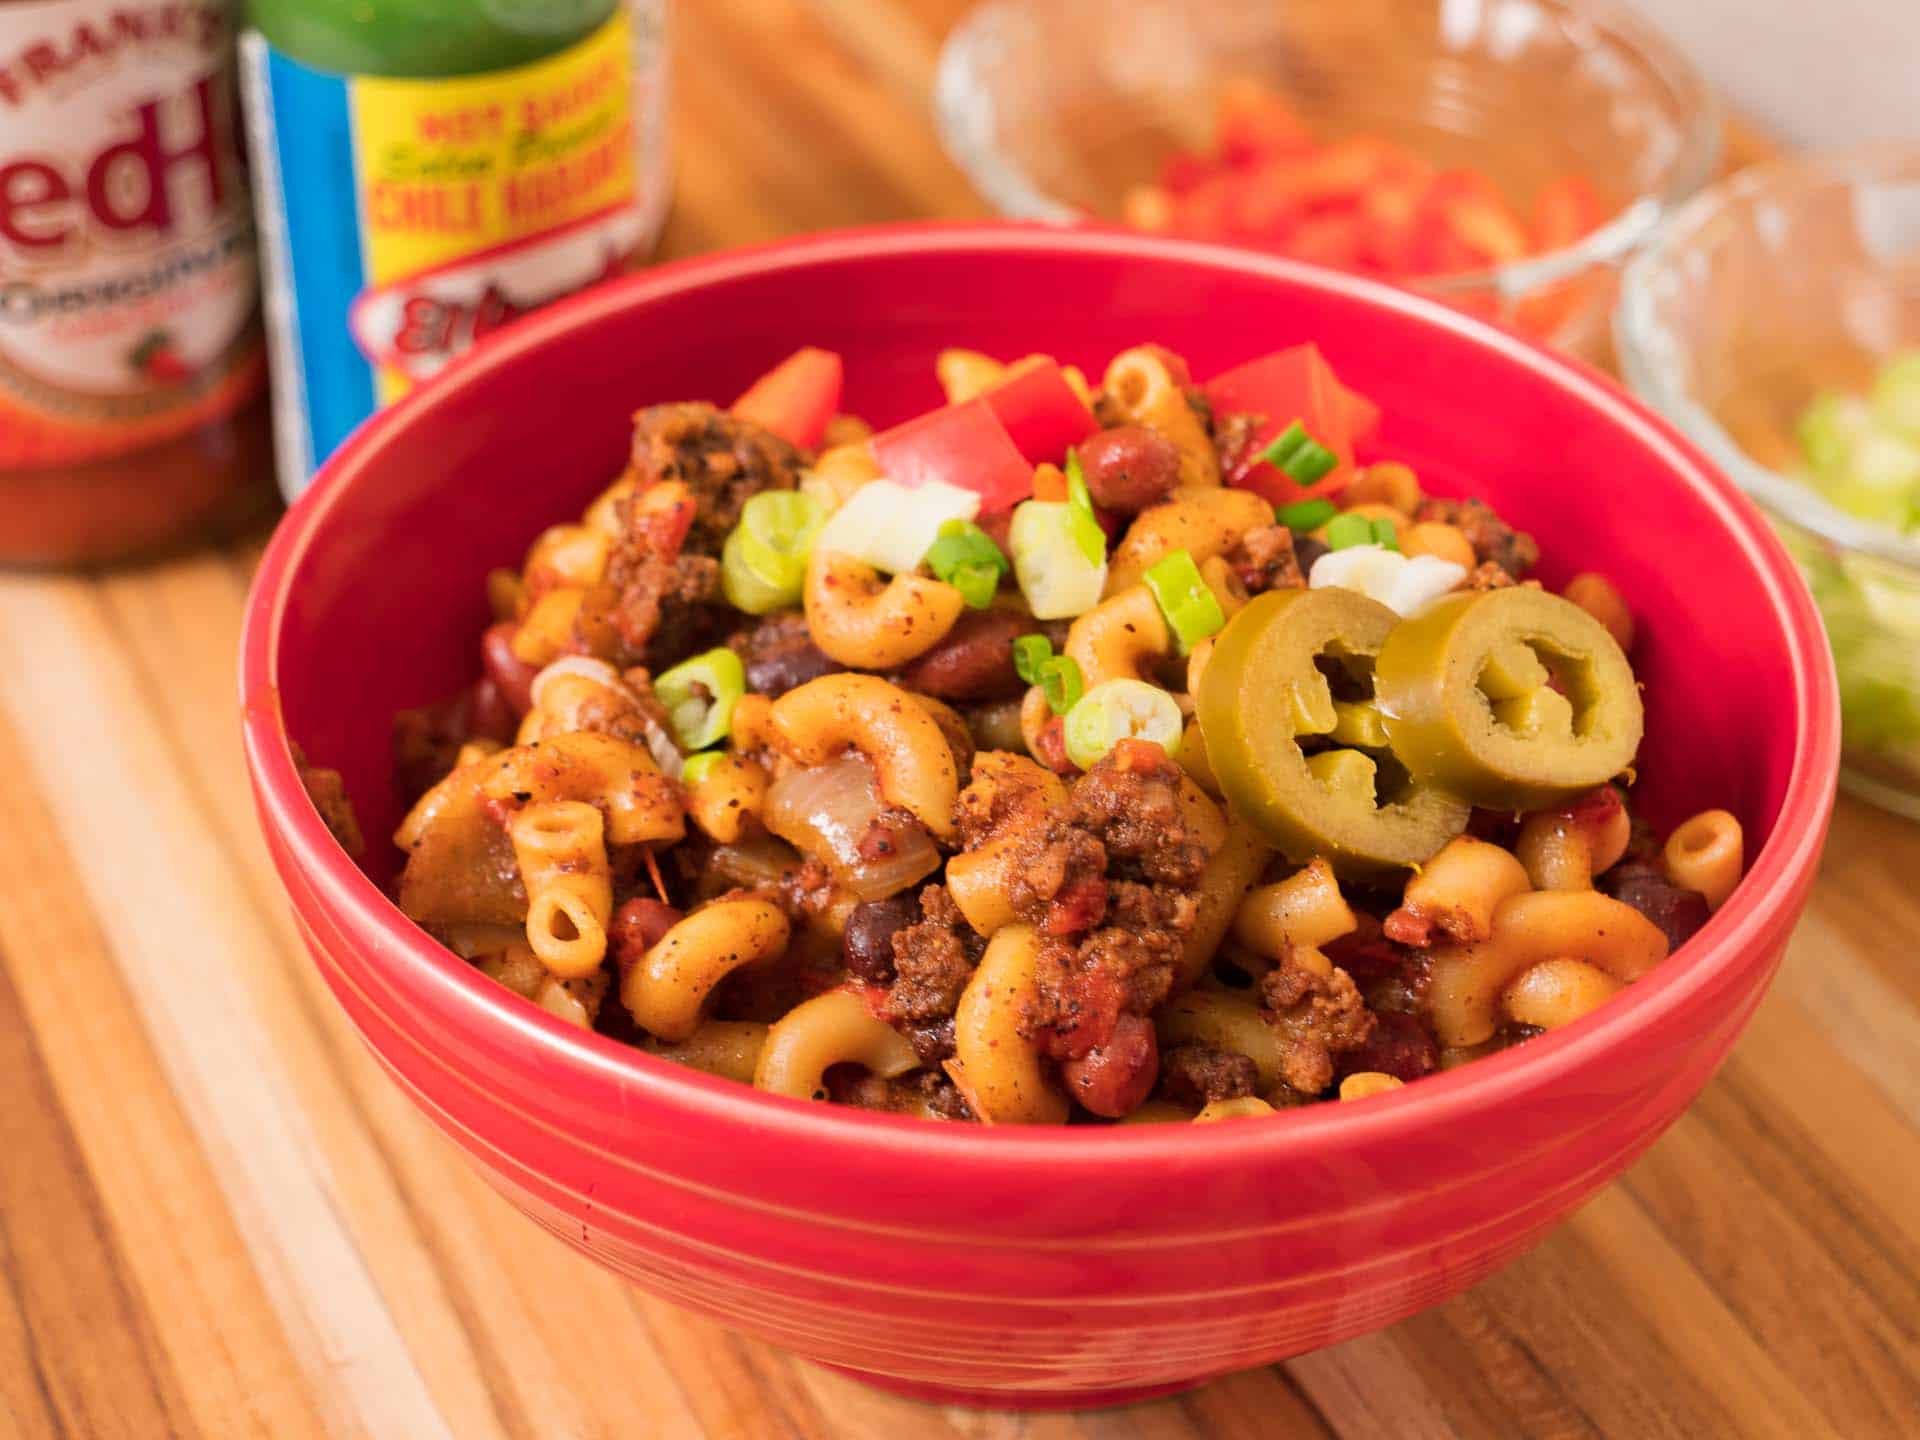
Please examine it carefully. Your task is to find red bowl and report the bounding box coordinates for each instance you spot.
[241,224,1838,1409]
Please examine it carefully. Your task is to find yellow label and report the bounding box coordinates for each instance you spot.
[347,12,639,402]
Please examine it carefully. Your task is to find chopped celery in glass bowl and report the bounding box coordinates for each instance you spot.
[1617,146,1920,818]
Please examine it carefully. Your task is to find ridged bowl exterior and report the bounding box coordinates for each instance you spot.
[241,226,1838,1408]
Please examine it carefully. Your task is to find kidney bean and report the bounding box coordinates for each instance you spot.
[1059,1013,1160,1119]
[1324,913,1422,986]
[843,894,919,983]
[1601,862,1710,952]
[1292,536,1330,577]
[481,621,539,717]
[465,675,519,743]
[610,897,683,977]
[1076,425,1181,513]
[1334,1010,1437,1084]
[896,608,1027,701]
[736,612,842,697]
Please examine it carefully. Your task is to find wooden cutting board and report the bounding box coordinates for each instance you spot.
[2,4,1914,1438]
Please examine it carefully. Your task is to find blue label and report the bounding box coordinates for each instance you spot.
[239,31,379,497]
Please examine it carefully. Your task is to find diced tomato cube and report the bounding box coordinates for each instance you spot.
[1216,78,1314,167]
[1203,343,1358,501]
[730,346,842,449]
[1172,171,1239,239]
[980,360,1098,466]
[1225,162,1307,241]
[869,399,1034,514]
[1157,150,1218,195]
[1343,384,1381,446]
[1531,173,1606,252]
[1358,177,1429,273]
[1411,170,1531,271]
[1279,212,1367,269]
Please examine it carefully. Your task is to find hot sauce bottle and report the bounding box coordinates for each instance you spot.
[239,0,672,499]
[0,0,274,567]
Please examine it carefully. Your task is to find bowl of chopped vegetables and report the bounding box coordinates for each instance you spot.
[1618,144,1920,818]
[936,0,1719,358]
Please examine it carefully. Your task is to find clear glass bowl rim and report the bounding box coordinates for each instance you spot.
[1615,142,1920,574]
[934,0,1723,300]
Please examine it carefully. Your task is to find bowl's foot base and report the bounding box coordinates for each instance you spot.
[819,1364,1207,1412]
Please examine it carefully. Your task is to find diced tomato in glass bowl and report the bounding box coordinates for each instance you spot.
[936,0,1719,361]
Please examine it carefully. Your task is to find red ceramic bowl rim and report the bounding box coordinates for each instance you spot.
[241,221,1839,1172]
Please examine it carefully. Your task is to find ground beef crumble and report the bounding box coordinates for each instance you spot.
[827,1066,975,1120]
[628,401,805,554]
[293,745,364,859]
[1211,410,1265,478]
[1259,951,1377,1095]
[985,739,1217,1061]
[1415,497,1540,578]
[607,403,804,667]
[1160,1043,1258,1107]
[1228,522,1306,594]
[881,885,983,1062]
[1466,560,1519,591]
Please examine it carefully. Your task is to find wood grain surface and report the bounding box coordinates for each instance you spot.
[2,3,1913,1437]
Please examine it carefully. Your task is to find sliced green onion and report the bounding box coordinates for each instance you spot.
[1012,634,1054,684]
[1258,420,1338,484]
[1261,420,1310,468]
[1066,446,1093,509]
[1062,678,1183,770]
[924,519,1008,609]
[1142,548,1226,655]
[1324,513,1376,550]
[681,751,728,787]
[1067,505,1107,567]
[734,490,824,594]
[1039,655,1084,714]
[654,648,747,751]
[1009,500,1108,619]
[949,564,1000,609]
[1062,448,1107,565]
[1276,497,1337,531]
[1371,517,1400,551]
[722,526,798,614]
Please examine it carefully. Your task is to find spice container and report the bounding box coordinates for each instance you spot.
[0,0,275,567]
[239,0,672,498]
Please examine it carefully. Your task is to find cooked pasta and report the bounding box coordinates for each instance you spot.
[509,801,614,978]
[329,339,1749,1127]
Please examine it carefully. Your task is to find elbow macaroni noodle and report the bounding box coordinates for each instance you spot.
[804,551,966,668]
[1104,347,1219,489]
[947,925,1070,1125]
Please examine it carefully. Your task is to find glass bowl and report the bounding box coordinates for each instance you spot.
[935,0,1720,361]
[1617,145,1920,819]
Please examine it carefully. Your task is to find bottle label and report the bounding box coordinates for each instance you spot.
[0,1,265,468]
[240,6,669,497]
